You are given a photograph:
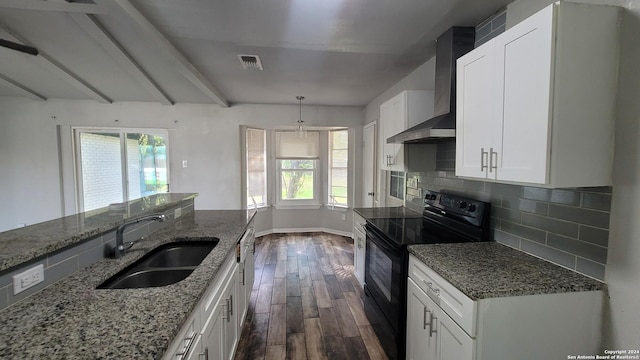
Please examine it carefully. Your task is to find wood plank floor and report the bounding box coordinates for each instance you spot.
[234,233,388,360]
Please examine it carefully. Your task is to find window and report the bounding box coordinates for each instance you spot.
[389,171,405,200]
[329,129,348,207]
[275,131,320,206]
[74,129,169,212]
[246,128,267,208]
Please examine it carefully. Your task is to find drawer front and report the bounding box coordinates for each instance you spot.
[408,255,477,337]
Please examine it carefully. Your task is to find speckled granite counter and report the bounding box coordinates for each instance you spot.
[353,206,422,219]
[408,242,605,300]
[0,193,197,272]
[0,210,255,359]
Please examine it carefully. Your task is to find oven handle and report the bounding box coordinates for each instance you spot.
[364,224,402,257]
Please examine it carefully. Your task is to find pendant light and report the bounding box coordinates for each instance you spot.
[295,95,307,138]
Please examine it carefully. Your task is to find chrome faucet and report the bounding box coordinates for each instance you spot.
[113,214,167,259]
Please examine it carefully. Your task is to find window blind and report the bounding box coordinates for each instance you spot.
[275,131,319,159]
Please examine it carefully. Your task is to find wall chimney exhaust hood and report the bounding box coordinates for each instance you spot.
[387,27,475,144]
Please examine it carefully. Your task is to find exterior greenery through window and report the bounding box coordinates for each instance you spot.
[276,131,319,205]
[280,160,315,200]
[75,129,169,212]
[329,129,348,206]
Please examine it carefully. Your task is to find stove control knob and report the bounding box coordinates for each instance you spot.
[458,200,468,209]
[468,204,477,212]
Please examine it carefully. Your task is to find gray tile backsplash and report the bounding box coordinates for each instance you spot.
[406,167,611,281]
[475,8,507,47]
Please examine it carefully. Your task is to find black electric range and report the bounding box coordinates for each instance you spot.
[363,190,490,360]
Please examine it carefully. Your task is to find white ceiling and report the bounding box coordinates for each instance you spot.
[0,0,510,107]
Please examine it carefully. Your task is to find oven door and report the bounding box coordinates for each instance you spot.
[364,224,404,333]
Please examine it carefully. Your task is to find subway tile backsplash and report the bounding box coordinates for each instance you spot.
[406,169,611,281]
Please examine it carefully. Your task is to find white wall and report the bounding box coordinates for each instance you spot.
[506,0,640,349]
[0,98,363,232]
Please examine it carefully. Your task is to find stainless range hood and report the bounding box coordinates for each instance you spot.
[387,27,475,144]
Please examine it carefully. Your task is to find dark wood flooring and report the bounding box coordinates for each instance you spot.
[234,233,388,360]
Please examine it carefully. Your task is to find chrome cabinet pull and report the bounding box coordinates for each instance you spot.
[423,307,432,330]
[229,295,233,316]
[480,148,488,172]
[489,148,498,173]
[176,331,197,359]
[222,301,230,322]
[199,348,209,360]
[429,312,437,337]
[240,268,245,286]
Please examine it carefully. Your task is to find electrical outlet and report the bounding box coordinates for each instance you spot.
[174,207,182,219]
[341,213,346,221]
[182,160,188,168]
[13,264,44,295]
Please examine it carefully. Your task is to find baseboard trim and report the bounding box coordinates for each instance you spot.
[256,228,353,239]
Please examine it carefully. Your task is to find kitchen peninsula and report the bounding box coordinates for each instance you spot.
[0,194,255,359]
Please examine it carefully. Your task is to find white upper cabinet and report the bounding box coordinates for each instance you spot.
[379,90,433,172]
[456,2,619,188]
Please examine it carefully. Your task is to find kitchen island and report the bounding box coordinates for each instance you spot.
[0,210,254,359]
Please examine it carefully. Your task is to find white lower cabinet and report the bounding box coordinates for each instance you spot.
[407,279,473,360]
[407,255,603,360]
[164,228,255,360]
[352,213,366,288]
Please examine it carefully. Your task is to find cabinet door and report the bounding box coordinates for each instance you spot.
[455,41,495,180]
[201,298,225,360]
[353,228,366,288]
[224,277,238,360]
[493,5,554,184]
[407,278,437,360]
[380,101,395,169]
[388,92,406,171]
[424,291,474,360]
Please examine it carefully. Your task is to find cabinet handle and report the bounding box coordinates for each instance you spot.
[423,281,440,297]
[480,148,488,172]
[240,268,245,286]
[229,294,234,316]
[489,148,498,173]
[423,307,432,330]
[222,301,230,322]
[199,348,209,360]
[176,331,197,359]
[367,192,374,196]
[357,237,362,249]
[429,312,437,337]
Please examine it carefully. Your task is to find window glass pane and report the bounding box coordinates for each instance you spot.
[79,132,123,211]
[128,133,169,198]
[329,129,349,206]
[281,159,314,170]
[281,169,314,199]
[246,129,266,208]
[389,171,404,200]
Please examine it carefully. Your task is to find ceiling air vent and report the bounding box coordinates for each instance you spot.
[237,54,263,70]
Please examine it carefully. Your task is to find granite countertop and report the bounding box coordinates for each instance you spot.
[0,210,255,359]
[353,206,423,219]
[0,193,198,272]
[408,242,605,301]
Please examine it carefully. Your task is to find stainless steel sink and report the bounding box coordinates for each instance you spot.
[97,239,218,289]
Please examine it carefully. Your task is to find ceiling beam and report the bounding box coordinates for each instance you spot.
[0,0,108,14]
[0,73,46,100]
[0,26,112,103]
[69,13,174,105]
[109,0,229,107]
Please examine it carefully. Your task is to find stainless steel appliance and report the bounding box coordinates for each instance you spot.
[363,190,490,359]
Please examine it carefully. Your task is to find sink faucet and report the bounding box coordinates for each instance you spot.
[113,214,167,259]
